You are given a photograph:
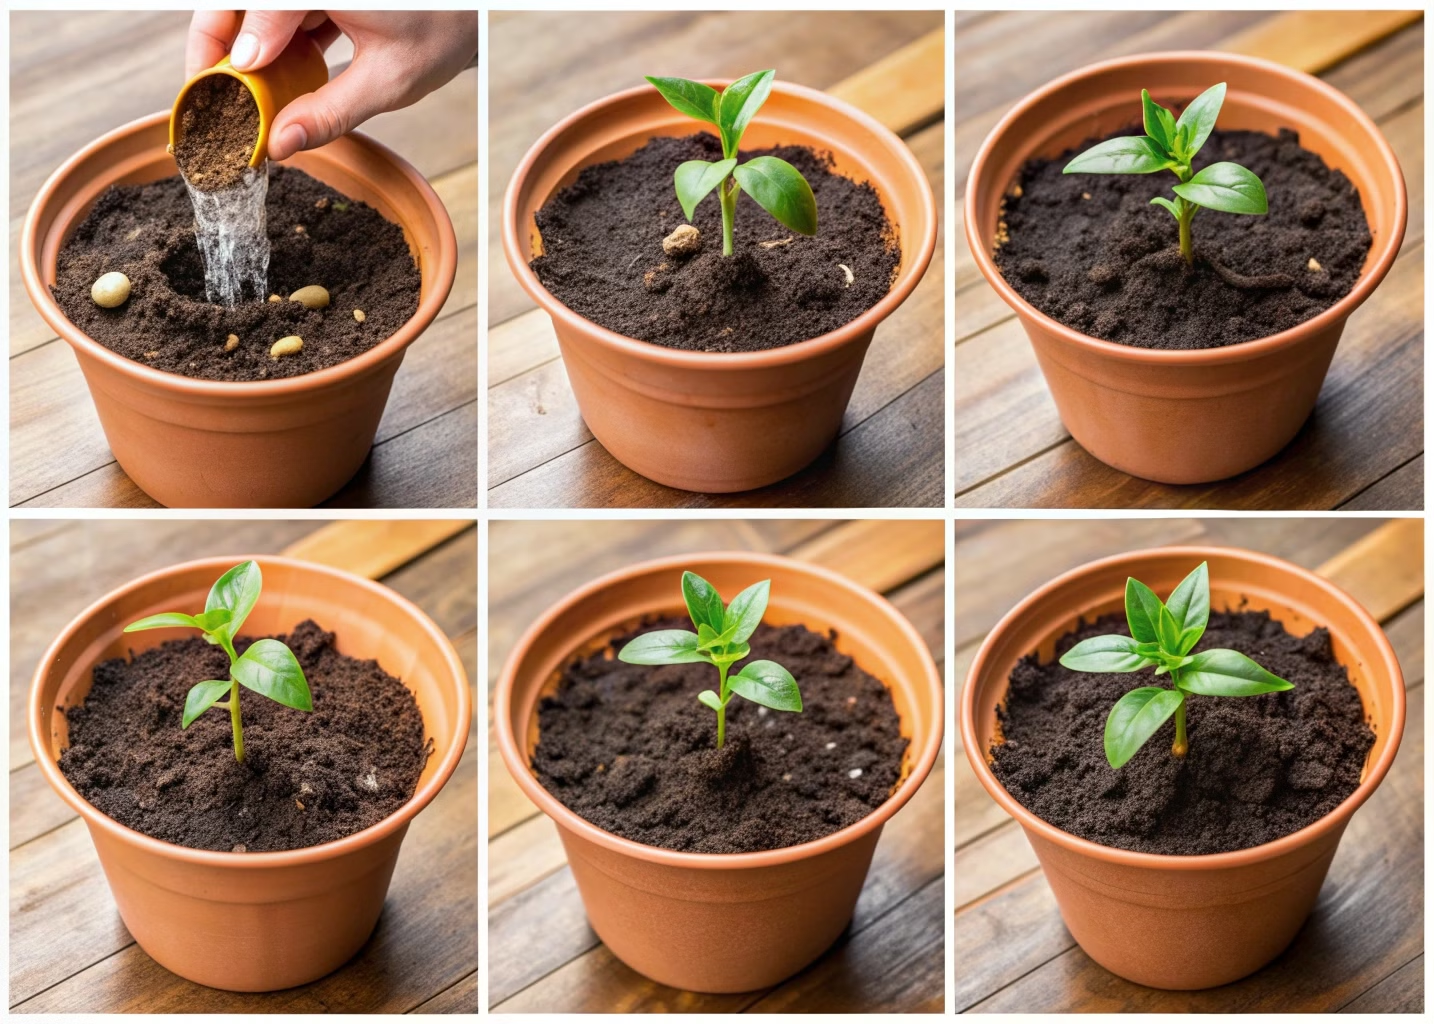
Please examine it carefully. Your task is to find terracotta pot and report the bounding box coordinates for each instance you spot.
[22,112,457,507]
[504,81,936,493]
[966,52,1407,484]
[28,556,472,992]
[495,552,943,991]
[961,545,1405,990]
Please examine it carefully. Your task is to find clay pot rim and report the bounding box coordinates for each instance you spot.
[503,79,937,370]
[21,110,458,398]
[964,50,1408,367]
[496,550,945,870]
[961,544,1405,871]
[27,554,473,868]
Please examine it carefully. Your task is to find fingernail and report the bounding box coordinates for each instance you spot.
[230,32,258,68]
[273,123,308,160]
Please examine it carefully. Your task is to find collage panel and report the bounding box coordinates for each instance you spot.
[487,518,945,1010]
[955,10,1423,510]
[487,10,945,508]
[10,519,478,1010]
[954,517,1423,1010]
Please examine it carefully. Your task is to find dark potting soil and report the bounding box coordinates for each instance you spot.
[174,74,260,192]
[52,166,420,382]
[530,133,900,353]
[990,610,1375,856]
[531,616,909,853]
[58,620,432,853]
[994,126,1372,349]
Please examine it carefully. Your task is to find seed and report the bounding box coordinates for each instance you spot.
[1308,257,1322,272]
[143,350,158,359]
[224,334,239,352]
[848,768,863,779]
[315,198,329,210]
[270,335,303,359]
[759,237,793,249]
[662,223,701,257]
[294,224,307,234]
[268,294,281,303]
[1082,192,1092,200]
[295,799,305,810]
[353,309,366,323]
[91,271,131,308]
[288,285,330,309]
[839,263,854,288]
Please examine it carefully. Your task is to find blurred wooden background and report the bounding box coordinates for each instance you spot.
[488,518,945,1011]
[955,11,1424,509]
[487,12,945,508]
[9,12,477,508]
[9,520,477,1012]
[954,517,1423,1011]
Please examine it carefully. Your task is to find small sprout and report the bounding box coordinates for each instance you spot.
[288,285,330,309]
[839,263,854,287]
[759,237,793,249]
[646,70,817,256]
[353,309,366,323]
[662,223,702,257]
[91,271,131,308]
[124,560,312,763]
[270,336,304,359]
[332,201,350,213]
[619,571,801,749]
[224,333,240,352]
[1059,562,1293,769]
[1063,84,1267,266]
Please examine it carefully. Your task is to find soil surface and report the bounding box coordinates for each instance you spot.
[532,616,909,853]
[990,610,1375,855]
[175,75,260,192]
[994,126,1372,349]
[59,620,431,853]
[531,133,900,352]
[53,167,420,381]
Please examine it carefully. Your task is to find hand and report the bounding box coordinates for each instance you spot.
[186,11,477,161]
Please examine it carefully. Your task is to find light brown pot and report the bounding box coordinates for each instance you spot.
[966,52,1407,484]
[504,81,936,493]
[28,556,472,992]
[495,552,943,991]
[22,112,457,508]
[961,545,1404,990]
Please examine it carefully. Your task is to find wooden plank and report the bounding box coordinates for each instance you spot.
[1341,456,1424,511]
[1222,10,1422,73]
[1317,518,1425,620]
[325,401,477,510]
[281,520,473,580]
[828,27,944,134]
[1339,955,1423,1013]
[410,971,479,1014]
[790,519,943,593]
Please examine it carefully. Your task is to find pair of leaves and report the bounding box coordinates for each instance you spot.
[649,71,818,238]
[126,559,263,644]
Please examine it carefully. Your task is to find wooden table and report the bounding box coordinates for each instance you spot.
[487,12,945,508]
[487,518,945,1011]
[8,12,478,508]
[955,11,1425,509]
[954,517,1424,1011]
[8,520,477,1012]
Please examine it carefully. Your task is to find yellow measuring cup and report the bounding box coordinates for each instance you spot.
[169,32,329,167]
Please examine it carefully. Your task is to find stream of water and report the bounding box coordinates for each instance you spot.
[183,164,271,306]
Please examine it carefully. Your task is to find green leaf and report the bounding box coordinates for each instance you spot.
[645,76,720,125]
[697,689,724,711]
[728,660,802,712]
[1172,162,1268,215]
[682,571,726,633]
[206,560,262,640]
[1063,135,1172,175]
[718,69,775,154]
[1165,562,1210,643]
[124,612,200,633]
[1178,649,1294,696]
[673,158,736,222]
[1149,195,1181,219]
[1060,634,1156,673]
[192,609,233,633]
[1157,604,1182,654]
[1125,578,1164,644]
[1174,82,1226,157]
[619,629,707,665]
[181,679,232,728]
[1104,687,1185,769]
[1177,626,1204,655]
[231,639,312,711]
[709,640,750,667]
[1141,90,1176,155]
[723,580,770,644]
[732,156,817,235]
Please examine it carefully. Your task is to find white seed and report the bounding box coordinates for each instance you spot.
[353,308,366,323]
[91,271,131,308]
[839,263,854,288]
[848,768,863,779]
[288,284,330,309]
[1308,257,1322,272]
[224,333,239,352]
[662,223,701,256]
[825,742,836,750]
[270,335,303,359]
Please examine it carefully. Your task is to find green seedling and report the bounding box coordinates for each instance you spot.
[645,70,817,256]
[124,560,312,763]
[1059,562,1292,769]
[1063,83,1268,265]
[618,570,801,749]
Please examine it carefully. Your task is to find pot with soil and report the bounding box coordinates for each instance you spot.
[28,555,471,992]
[966,51,1406,484]
[22,48,456,507]
[961,545,1404,989]
[495,552,943,991]
[504,77,936,493]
